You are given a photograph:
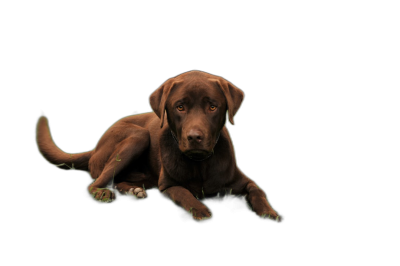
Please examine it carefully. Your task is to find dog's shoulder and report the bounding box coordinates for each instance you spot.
[117,112,160,127]
[114,112,168,144]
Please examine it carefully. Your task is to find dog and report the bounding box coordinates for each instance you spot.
[36,70,281,221]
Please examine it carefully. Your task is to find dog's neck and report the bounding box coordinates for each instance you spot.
[170,130,220,162]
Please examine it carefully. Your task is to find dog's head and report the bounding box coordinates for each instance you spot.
[150,70,244,160]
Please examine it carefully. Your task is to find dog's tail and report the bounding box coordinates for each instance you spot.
[36,116,92,171]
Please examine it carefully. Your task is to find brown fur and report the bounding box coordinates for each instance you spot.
[36,70,280,221]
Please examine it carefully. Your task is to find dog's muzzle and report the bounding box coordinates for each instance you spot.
[171,130,219,161]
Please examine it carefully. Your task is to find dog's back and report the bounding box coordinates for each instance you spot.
[36,112,162,175]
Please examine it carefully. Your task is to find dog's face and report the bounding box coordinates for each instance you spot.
[150,71,244,160]
[166,79,227,160]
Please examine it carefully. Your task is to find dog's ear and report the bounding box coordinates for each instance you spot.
[208,78,244,125]
[150,78,182,128]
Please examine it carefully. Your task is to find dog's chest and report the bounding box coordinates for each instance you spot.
[178,163,227,197]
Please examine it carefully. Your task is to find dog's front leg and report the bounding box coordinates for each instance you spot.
[163,186,212,220]
[245,181,281,221]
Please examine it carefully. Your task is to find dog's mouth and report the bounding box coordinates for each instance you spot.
[183,149,213,161]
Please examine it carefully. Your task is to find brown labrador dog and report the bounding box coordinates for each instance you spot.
[36,70,280,221]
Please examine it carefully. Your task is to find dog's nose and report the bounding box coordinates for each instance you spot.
[187,129,203,143]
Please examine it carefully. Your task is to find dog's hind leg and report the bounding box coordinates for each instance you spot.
[114,180,155,198]
[88,131,150,202]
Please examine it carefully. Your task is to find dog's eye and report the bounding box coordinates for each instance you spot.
[210,105,217,111]
[177,105,185,111]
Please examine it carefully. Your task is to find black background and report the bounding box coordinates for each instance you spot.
[12,17,340,260]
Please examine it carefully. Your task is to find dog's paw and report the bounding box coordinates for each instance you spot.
[89,187,115,203]
[257,210,282,223]
[189,206,212,221]
[128,187,147,199]
[252,198,282,223]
